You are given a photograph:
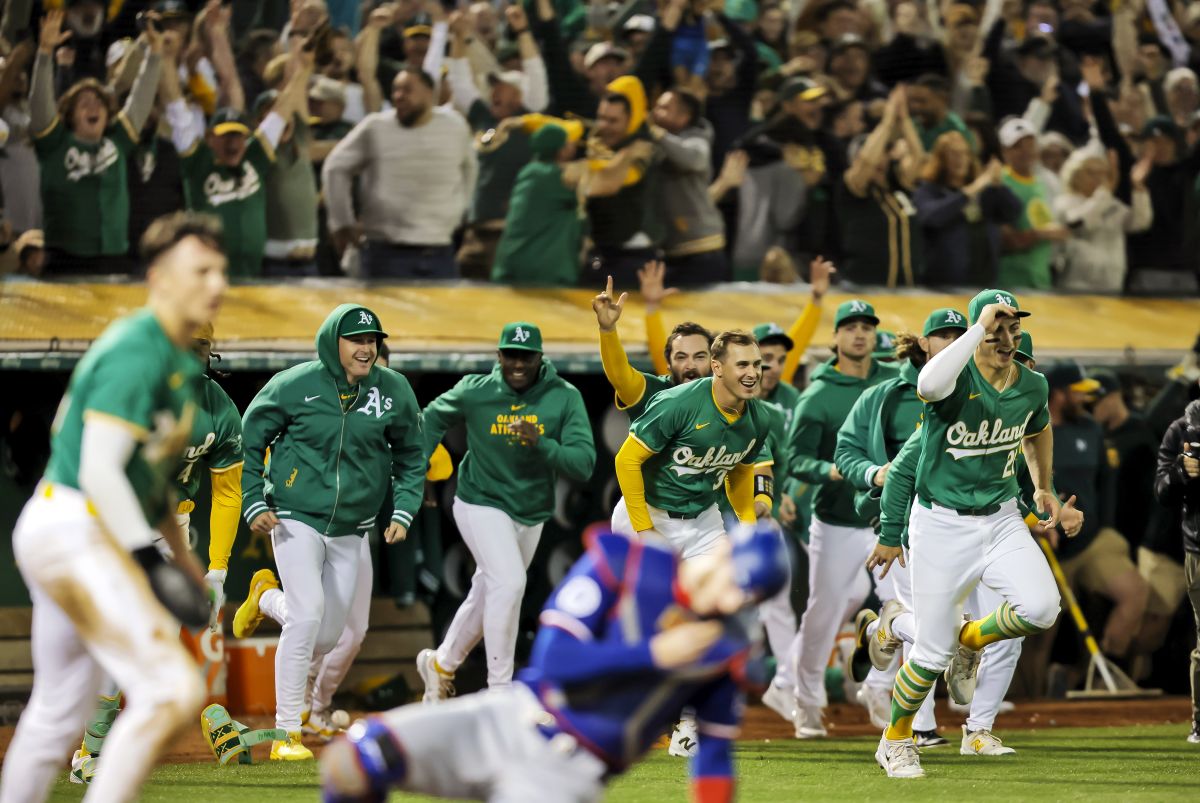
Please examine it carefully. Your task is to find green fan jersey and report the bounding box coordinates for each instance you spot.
[174,376,244,505]
[618,372,675,421]
[914,359,1049,512]
[630,378,773,517]
[181,135,274,277]
[44,309,203,524]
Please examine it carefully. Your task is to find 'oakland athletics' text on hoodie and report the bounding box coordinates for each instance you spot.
[240,305,425,536]
[422,360,596,526]
[786,357,898,528]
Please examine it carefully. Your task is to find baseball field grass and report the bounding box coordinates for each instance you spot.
[43,722,1198,801]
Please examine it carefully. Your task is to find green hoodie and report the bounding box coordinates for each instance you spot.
[786,357,899,527]
[423,360,596,525]
[240,305,425,536]
[833,361,924,522]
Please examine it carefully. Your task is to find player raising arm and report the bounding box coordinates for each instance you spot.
[874,290,1083,779]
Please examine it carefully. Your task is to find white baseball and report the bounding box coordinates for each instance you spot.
[330,710,351,729]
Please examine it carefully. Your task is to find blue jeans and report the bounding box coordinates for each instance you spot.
[360,242,458,279]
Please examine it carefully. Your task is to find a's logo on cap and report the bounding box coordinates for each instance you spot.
[945,310,963,324]
[849,300,868,313]
[512,326,530,343]
[994,293,1014,307]
[358,311,374,325]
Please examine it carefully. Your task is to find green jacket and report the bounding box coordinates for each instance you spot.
[834,361,921,522]
[787,357,898,527]
[423,360,596,525]
[241,305,425,536]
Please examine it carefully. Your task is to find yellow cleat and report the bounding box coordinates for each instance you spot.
[233,569,280,639]
[270,731,314,761]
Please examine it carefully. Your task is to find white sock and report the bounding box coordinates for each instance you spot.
[260,588,287,625]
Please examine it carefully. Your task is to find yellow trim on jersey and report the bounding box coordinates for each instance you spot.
[1022,421,1051,438]
[599,328,649,411]
[627,431,656,454]
[82,410,149,439]
[710,382,741,425]
[615,435,657,532]
[208,460,245,474]
[32,116,61,141]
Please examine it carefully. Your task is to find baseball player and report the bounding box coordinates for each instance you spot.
[834,308,969,746]
[0,212,226,803]
[872,290,1083,779]
[295,342,456,741]
[319,524,790,803]
[783,299,899,739]
[233,304,426,761]
[70,322,245,783]
[417,322,596,699]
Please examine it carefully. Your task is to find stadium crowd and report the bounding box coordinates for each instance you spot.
[0,0,1199,292]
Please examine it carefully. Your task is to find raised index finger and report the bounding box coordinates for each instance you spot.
[604,274,614,297]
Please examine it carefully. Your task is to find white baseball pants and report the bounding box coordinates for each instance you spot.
[436,498,544,688]
[610,497,726,560]
[908,498,1058,673]
[375,684,606,801]
[0,484,204,803]
[270,518,363,732]
[789,517,895,709]
[308,535,374,714]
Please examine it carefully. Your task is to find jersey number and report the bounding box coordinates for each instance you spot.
[177,460,197,484]
[1002,449,1018,478]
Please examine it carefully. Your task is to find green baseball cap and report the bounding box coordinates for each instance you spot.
[922,307,969,337]
[1016,332,1035,362]
[337,306,388,338]
[967,289,1031,325]
[873,330,897,360]
[752,322,794,351]
[499,321,543,352]
[209,107,251,136]
[834,299,880,328]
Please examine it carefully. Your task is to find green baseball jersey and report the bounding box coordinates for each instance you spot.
[422,360,596,526]
[630,378,772,517]
[34,114,137,257]
[762,380,802,431]
[914,359,1049,512]
[618,372,675,421]
[181,134,274,277]
[174,376,244,504]
[44,309,203,524]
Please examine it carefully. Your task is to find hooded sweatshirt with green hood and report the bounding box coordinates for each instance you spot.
[423,359,595,525]
[833,360,924,522]
[786,356,898,527]
[240,305,425,536]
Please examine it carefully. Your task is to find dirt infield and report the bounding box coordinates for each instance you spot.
[0,696,1191,767]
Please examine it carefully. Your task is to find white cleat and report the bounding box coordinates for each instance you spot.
[793,704,827,739]
[761,683,796,723]
[856,685,891,731]
[668,718,699,757]
[870,600,905,671]
[949,698,1014,715]
[303,708,350,743]
[69,749,97,784]
[961,725,1016,756]
[416,648,455,704]
[876,734,925,778]
[944,644,982,706]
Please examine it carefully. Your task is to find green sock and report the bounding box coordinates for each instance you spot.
[82,692,123,756]
[885,661,939,741]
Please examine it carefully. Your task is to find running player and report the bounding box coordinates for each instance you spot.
[0,212,226,803]
[835,308,968,746]
[784,299,899,739]
[873,290,1083,779]
[319,525,790,803]
[234,304,426,761]
[417,323,596,700]
[69,322,245,783]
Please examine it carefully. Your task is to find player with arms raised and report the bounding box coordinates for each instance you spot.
[873,290,1083,778]
[0,212,227,803]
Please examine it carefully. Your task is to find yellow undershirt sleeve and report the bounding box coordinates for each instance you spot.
[726,463,756,525]
[208,463,243,571]
[600,329,649,410]
[781,301,821,385]
[427,443,454,482]
[646,309,669,377]
[615,435,657,532]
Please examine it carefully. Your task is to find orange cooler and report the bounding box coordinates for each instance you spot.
[225,637,278,717]
[180,626,229,709]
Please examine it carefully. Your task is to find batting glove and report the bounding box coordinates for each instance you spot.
[205,569,227,633]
